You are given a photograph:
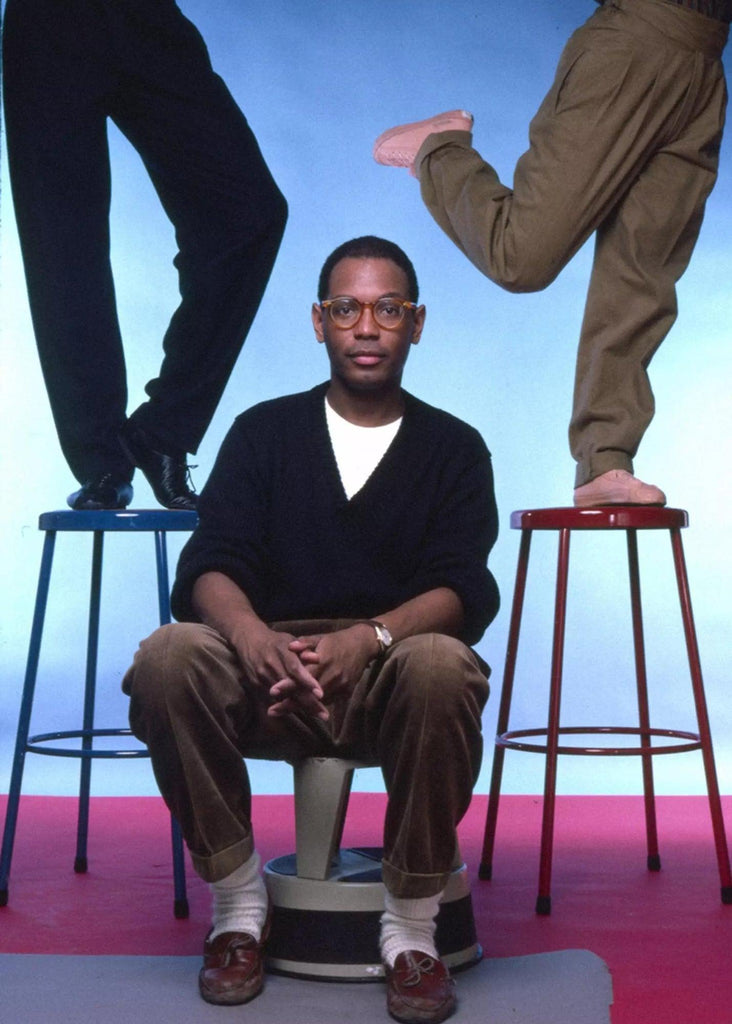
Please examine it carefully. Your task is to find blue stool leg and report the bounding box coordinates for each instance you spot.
[74,531,104,873]
[154,530,172,626]
[154,529,190,919]
[0,531,57,904]
[170,818,189,919]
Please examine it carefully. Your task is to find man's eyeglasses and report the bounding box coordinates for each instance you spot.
[320,296,418,331]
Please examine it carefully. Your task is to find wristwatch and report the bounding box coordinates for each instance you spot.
[369,620,393,655]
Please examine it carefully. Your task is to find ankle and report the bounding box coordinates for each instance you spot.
[209,851,268,942]
[379,890,442,968]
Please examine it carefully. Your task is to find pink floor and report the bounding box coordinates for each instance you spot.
[1,793,731,1023]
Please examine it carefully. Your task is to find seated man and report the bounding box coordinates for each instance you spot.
[123,235,499,1024]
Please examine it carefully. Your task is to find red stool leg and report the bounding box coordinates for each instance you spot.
[626,528,661,871]
[669,528,732,902]
[536,526,571,915]
[480,529,532,879]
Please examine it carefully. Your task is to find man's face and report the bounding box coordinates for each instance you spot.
[312,257,425,396]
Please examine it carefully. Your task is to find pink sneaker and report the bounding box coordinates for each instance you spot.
[373,109,474,175]
[573,469,667,508]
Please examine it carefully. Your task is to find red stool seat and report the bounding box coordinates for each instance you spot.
[509,505,688,530]
[480,505,732,914]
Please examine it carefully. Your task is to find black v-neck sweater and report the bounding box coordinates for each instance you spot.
[172,383,499,645]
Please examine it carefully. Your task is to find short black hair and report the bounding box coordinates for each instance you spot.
[317,236,419,302]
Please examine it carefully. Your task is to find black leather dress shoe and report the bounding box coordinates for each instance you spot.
[119,422,197,511]
[67,473,133,511]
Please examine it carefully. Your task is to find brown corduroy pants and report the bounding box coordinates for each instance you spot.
[123,621,489,899]
[417,0,728,485]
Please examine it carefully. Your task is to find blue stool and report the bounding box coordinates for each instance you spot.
[0,509,197,918]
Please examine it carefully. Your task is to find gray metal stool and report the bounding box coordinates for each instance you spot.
[264,757,481,980]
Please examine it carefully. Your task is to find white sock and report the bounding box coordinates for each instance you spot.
[379,890,442,968]
[209,851,268,942]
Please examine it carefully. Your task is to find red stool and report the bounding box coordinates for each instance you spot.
[479,506,732,914]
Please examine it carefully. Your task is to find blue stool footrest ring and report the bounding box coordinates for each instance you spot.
[27,727,151,759]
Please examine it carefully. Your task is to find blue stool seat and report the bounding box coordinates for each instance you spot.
[0,509,197,918]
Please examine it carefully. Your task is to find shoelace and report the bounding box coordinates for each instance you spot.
[159,459,197,493]
[184,462,198,494]
[400,955,437,987]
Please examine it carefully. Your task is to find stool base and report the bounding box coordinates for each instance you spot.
[264,849,480,981]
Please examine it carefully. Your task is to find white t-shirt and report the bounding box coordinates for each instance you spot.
[324,398,402,499]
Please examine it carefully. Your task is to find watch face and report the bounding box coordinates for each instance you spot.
[376,624,393,648]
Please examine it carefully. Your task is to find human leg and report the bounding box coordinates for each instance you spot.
[366,635,488,899]
[377,1,727,500]
[414,4,726,295]
[124,620,328,1004]
[570,13,727,488]
[124,620,325,880]
[336,633,487,1023]
[108,1,287,457]
[124,621,264,1002]
[377,5,660,292]
[124,622,260,879]
[376,0,728,300]
[325,631,487,932]
[332,633,487,899]
[3,0,133,486]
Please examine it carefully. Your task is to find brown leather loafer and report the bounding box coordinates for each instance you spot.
[198,927,267,1006]
[385,951,457,1023]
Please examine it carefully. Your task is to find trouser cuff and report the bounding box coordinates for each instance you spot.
[575,450,634,488]
[190,835,255,884]
[382,858,451,899]
[415,129,474,178]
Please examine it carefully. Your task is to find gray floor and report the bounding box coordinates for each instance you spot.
[0,949,612,1024]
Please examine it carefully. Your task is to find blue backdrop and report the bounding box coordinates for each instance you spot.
[2,0,731,798]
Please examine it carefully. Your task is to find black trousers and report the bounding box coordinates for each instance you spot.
[3,0,287,482]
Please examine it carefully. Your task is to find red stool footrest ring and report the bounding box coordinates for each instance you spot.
[498,725,701,756]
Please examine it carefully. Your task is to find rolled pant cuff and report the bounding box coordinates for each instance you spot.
[381,859,451,900]
[415,129,474,177]
[575,451,634,488]
[190,835,254,884]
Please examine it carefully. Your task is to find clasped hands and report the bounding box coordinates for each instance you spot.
[238,622,381,721]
